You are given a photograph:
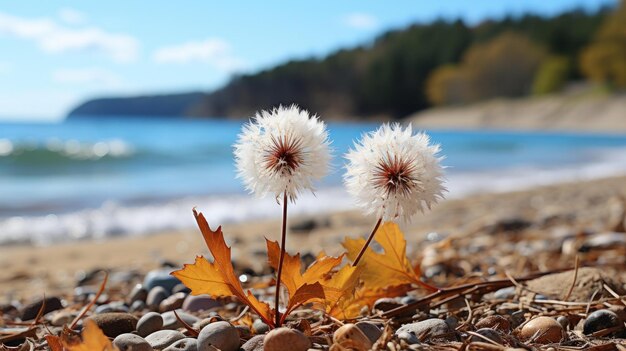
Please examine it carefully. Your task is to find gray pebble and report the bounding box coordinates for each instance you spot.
[197,321,240,351]
[113,333,152,351]
[144,269,182,294]
[182,295,221,312]
[395,318,453,342]
[252,318,269,334]
[355,321,382,344]
[557,315,569,330]
[470,328,504,344]
[241,335,264,351]
[162,310,200,329]
[164,338,198,351]
[172,284,191,294]
[145,330,186,350]
[160,292,187,312]
[130,300,146,312]
[493,287,516,300]
[137,312,164,337]
[147,286,169,311]
[396,331,420,344]
[129,284,148,304]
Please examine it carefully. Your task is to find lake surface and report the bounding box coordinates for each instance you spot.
[2,117,626,245]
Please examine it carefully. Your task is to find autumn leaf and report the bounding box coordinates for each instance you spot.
[172,210,274,326]
[320,264,363,319]
[61,319,118,351]
[266,239,345,323]
[343,222,437,292]
[45,335,64,351]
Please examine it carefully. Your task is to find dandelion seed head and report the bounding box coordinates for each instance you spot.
[344,123,446,221]
[234,105,331,202]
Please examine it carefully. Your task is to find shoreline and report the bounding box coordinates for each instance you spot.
[1,175,625,301]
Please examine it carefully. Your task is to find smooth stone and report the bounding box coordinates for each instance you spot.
[400,295,418,305]
[471,328,504,344]
[129,284,148,304]
[241,335,264,351]
[147,286,169,311]
[557,315,570,330]
[235,325,251,339]
[493,287,516,300]
[395,319,452,341]
[145,330,186,350]
[263,327,310,351]
[172,284,191,294]
[144,269,181,294]
[583,309,621,335]
[113,333,152,351]
[333,323,372,351]
[160,292,187,312]
[51,311,76,326]
[86,313,138,338]
[130,300,146,312]
[182,295,221,313]
[137,312,164,337]
[164,338,198,351]
[510,310,526,329]
[355,321,382,344]
[96,302,128,314]
[520,317,564,343]
[21,296,63,321]
[197,321,240,351]
[252,319,269,334]
[475,315,511,332]
[162,310,200,330]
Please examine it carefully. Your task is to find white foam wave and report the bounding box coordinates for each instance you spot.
[2,146,626,246]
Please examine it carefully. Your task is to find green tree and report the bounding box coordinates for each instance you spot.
[532,56,571,95]
[580,0,626,88]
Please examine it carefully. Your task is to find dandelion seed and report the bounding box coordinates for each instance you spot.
[234,104,331,202]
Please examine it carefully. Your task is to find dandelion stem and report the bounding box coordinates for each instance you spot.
[352,217,383,267]
[274,191,288,327]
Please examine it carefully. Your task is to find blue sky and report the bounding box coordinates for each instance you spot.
[0,0,615,121]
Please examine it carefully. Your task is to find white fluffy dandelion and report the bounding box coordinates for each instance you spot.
[234,105,331,202]
[344,123,446,222]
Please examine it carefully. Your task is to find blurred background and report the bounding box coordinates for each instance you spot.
[1,0,625,246]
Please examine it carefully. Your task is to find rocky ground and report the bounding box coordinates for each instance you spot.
[1,176,626,350]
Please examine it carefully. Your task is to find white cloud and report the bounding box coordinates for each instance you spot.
[343,13,378,30]
[52,67,124,87]
[0,12,138,63]
[153,38,245,72]
[58,8,87,25]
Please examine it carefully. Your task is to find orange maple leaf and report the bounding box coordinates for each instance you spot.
[61,319,118,351]
[343,222,437,292]
[171,210,274,326]
[266,239,345,324]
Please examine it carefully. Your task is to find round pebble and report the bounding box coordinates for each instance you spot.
[160,292,187,312]
[197,321,240,351]
[145,330,186,350]
[21,296,63,321]
[557,315,569,330]
[147,286,169,311]
[137,312,164,337]
[86,313,138,338]
[113,333,152,351]
[182,295,221,312]
[164,338,198,351]
[471,328,504,344]
[241,335,264,351]
[333,323,372,351]
[129,284,148,304]
[395,319,453,341]
[263,327,310,351]
[396,331,420,344]
[252,318,269,334]
[355,321,382,344]
[162,310,199,329]
[144,269,182,294]
[520,317,564,344]
[583,309,621,335]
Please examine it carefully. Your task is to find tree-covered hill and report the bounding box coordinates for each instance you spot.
[68,6,614,120]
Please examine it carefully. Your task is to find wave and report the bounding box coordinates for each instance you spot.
[2,146,626,246]
[0,138,135,163]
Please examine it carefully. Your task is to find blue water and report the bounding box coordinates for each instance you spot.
[2,117,626,244]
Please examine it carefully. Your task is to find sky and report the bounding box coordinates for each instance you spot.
[0,0,616,121]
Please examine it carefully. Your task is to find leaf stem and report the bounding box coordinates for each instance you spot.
[352,217,383,267]
[274,192,288,327]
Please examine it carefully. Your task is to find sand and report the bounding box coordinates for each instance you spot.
[1,175,626,302]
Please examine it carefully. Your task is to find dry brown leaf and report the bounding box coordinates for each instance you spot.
[171,210,274,326]
[61,319,118,351]
[343,222,437,292]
